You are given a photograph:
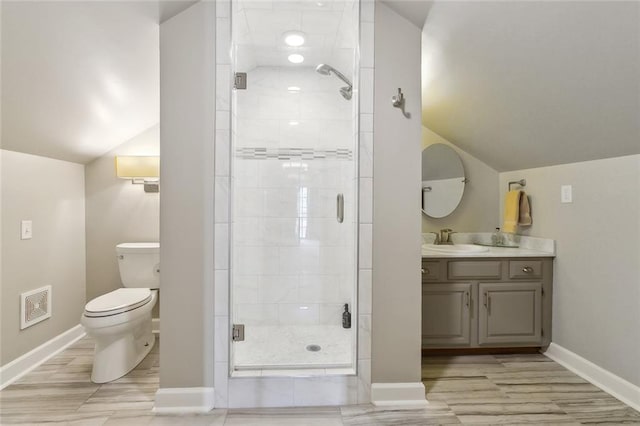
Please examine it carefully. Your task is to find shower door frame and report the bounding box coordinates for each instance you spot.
[213,0,375,408]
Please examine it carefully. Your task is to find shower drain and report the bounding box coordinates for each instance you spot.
[306,344,321,352]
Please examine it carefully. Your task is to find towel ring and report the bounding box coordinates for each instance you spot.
[508,179,526,191]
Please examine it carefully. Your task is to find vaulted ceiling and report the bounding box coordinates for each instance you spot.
[419,1,640,171]
[1,1,194,164]
[3,1,639,170]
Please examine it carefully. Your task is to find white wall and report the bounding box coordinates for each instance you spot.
[158,1,216,389]
[372,2,422,383]
[500,155,640,387]
[0,150,86,365]
[84,125,160,316]
[422,127,499,233]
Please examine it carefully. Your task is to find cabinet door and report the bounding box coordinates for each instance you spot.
[422,283,472,346]
[478,282,542,345]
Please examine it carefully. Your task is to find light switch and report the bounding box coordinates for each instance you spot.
[561,185,573,203]
[21,220,32,240]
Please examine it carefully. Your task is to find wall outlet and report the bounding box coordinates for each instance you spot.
[561,185,573,203]
[21,220,33,240]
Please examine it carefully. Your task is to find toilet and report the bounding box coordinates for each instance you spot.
[81,242,159,383]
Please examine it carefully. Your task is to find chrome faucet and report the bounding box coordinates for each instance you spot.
[440,228,455,245]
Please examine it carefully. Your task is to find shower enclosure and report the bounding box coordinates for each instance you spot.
[229,0,360,375]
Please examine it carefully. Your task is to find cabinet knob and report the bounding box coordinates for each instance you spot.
[422,268,430,275]
[522,266,534,273]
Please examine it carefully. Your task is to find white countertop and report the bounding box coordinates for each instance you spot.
[422,245,554,258]
[421,232,555,258]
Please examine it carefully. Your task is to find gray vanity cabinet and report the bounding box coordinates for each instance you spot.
[478,282,542,345]
[422,257,553,350]
[422,283,472,346]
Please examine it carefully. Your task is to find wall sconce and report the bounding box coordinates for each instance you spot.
[115,156,160,193]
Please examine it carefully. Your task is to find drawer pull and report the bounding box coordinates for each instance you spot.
[465,291,470,307]
[522,266,534,273]
[422,268,430,275]
[483,292,488,307]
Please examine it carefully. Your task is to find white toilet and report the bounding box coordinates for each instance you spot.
[81,242,159,383]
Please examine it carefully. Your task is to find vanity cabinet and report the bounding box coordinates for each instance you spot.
[422,283,472,346]
[422,257,552,350]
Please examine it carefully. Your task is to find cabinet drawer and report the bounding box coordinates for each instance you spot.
[448,261,502,280]
[422,261,440,281]
[509,260,542,279]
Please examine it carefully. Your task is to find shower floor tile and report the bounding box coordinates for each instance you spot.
[233,325,353,370]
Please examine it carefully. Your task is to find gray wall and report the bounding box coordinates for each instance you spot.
[159,1,216,388]
[422,126,499,233]
[85,125,160,317]
[1,150,86,365]
[500,155,640,387]
[372,2,422,383]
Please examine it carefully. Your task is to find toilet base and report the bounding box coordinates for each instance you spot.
[90,319,155,384]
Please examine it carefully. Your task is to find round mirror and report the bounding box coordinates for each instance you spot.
[421,144,466,218]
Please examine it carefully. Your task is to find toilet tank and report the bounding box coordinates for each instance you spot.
[116,243,160,289]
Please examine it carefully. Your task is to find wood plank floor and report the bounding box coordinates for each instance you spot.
[1,337,638,425]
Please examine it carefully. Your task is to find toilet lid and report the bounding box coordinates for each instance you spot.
[85,288,152,317]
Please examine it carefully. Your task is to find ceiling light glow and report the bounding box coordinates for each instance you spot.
[288,54,305,64]
[288,86,301,93]
[284,31,305,47]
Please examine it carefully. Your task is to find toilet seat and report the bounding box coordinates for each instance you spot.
[84,288,152,318]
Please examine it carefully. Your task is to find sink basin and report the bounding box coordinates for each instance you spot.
[422,244,489,253]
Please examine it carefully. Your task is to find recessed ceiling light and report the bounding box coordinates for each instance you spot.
[289,121,299,126]
[288,54,304,64]
[283,31,305,47]
[288,86,301,93]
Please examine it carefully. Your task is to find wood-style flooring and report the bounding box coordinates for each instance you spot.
[1,336,638,425]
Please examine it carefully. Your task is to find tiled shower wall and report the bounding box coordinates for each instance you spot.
[233,67,356,328]
[214,0,374,408]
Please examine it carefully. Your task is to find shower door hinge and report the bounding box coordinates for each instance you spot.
[234,72,247,90]
[232,324,245,342]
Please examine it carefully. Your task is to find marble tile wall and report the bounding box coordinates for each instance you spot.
[214,0,232,408]
[213,0,374,408]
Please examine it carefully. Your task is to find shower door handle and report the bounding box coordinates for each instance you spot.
[337,193,344,223]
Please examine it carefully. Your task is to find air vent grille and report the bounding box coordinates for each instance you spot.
[20,285,52,329]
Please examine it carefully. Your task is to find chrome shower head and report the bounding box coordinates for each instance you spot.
[315,63,353,100]
[339,86,352,100]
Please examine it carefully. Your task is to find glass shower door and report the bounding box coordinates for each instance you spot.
[229,0,359,374]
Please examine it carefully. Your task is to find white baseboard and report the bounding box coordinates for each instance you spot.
[154,387,215,413]
[371,382,428,407]
[543,342,640,411]
[0,324,86,390]
[152,318,160,334]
